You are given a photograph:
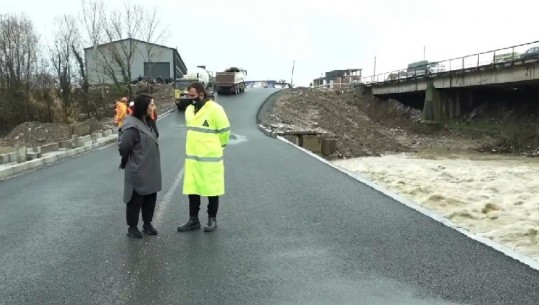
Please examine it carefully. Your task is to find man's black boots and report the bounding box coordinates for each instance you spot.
[177,217,201,232]
[204,218,217,232]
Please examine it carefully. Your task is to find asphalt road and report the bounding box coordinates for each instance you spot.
[1,89,539,305]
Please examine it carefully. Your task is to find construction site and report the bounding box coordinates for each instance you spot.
[259,85,539,160]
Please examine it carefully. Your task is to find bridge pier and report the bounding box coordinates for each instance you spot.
[422,83,474,121]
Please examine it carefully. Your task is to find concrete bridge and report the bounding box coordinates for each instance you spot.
[364,41,539,120]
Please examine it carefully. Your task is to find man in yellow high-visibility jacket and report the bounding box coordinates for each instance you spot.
[177,82,230,233]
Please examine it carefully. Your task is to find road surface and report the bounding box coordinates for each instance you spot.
[1,89,539,305]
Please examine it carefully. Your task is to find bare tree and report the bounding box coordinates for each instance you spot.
[79,0,105,88]
[139,6,169,89]
[76,1,168,103]
[51,15,79,123]
[80,0,106,48]
[101,3,143,98]
[77,0,109,117]
[0,13,39,130]
[33,57,57,123]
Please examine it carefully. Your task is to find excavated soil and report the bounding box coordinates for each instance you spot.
[260,88,503,159]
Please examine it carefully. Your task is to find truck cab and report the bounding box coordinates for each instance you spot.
[173,78,196,111]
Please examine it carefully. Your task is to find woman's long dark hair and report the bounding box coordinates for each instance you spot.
[132,93,158,137]
[133,93,153,120]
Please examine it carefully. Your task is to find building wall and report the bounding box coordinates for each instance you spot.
[85,40,174,85]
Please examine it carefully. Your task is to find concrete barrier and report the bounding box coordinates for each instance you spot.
[59,140,73,149]
[321,138,337,156]
[0,167,14,180]
[26,152,41,161]
[0,120,171,181]
[15,145,27,163]
[71,135,80,148]
[78,135,92,146]
[40,143,60,154]
[43,155,58,165]
[8,152,17,163]
[0,154,9,164]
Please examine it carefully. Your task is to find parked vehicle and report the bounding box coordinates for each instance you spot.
[406,60,446,78]
[521,47,539,60]
[386,71,407,81]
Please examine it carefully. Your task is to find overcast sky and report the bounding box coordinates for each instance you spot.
[2,0,538,86]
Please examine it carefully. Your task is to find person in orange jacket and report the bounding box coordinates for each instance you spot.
[114,97,129,128]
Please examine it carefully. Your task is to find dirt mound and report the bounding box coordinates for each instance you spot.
[69,118,105,136]
[260,87,506,159]
[0,121,71,148]
[261,88,410,158]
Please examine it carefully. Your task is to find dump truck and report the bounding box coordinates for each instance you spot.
[215,67,247,95]
[173,66,216,111]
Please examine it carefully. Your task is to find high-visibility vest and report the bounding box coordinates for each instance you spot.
[182,100,230,196]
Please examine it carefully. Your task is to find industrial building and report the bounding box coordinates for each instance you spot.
[312,69,362,88]
[84,38,188,85]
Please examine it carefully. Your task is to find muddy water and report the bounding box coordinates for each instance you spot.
[333,152,539,260]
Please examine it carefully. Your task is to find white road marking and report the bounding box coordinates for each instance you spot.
[154,166,184,224]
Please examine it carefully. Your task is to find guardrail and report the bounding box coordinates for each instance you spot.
[311,83,358,92]
[362,40,539,85]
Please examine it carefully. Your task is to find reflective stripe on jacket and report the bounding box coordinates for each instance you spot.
[182,100,230,196]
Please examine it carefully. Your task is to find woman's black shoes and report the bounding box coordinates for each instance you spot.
[143,223,158,235]
[127,226,143,238]
[127,224,157,238]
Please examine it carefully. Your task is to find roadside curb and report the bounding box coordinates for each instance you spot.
[257,124,278,138]
[255,90,539,271]
[255,89,286,125]
[0,107,175,182]
[0,135,118,181]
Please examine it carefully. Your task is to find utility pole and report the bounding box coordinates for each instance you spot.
[291,59,295,87]
[373,56,377,75]
[423,46,426,59]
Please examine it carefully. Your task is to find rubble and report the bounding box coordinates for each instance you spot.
[0,122,71,148]
[0,84,176,149]
[260,88,410,159]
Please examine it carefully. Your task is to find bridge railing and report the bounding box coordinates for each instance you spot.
[311,82,358,92]
[362,40,539,85]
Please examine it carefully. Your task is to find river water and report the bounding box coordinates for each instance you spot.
[333,151,539,260]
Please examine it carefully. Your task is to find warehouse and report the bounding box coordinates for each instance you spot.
[84,38,188,85]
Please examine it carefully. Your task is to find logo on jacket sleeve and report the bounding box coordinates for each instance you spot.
[202,120,209,127]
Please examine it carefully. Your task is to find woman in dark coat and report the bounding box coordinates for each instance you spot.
[118,93,162,238]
